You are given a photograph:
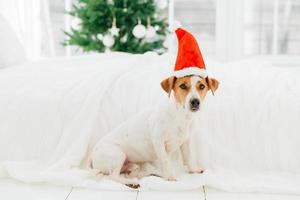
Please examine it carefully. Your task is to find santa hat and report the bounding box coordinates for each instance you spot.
[173,28,207,78]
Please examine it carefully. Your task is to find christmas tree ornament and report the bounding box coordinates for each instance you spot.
[65,0,168,53]
[156,0,168,9]
[109,17,120,36]
[123,0,128,12]
[97,33,103,40]
[132,19,146,39]
[71,17,81,29]
[146,18,156,39]
[103,34,115,47]
[120,34,128,43]
[107,0,114,5]
[146,26,156,39]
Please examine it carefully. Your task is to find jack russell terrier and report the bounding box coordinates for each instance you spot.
[87,27,219,188]
[88,75,219,188]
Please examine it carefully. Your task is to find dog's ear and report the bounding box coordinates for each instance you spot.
[161,76,176,97]
[206,77,219,95]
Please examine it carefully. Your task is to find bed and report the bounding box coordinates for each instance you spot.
[0,51,300,193]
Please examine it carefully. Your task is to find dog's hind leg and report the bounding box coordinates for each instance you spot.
[109,147,140,188]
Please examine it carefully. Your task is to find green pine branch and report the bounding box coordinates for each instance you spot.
[64,0,168,54]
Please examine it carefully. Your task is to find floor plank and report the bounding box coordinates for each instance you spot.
[137,189,205,200]
[0,178,72,200]
[205,187,300,200]
[67,187,138,200]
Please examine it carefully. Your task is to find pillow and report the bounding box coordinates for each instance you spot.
[0,14,26,68]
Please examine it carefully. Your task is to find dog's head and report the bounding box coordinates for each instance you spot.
[161,75,219,112]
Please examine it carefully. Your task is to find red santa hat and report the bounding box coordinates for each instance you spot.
[173,28,207,78]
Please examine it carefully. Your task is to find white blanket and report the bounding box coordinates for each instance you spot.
[0,53,300,193]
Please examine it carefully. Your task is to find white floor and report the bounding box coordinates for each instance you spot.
[1,179,300,200]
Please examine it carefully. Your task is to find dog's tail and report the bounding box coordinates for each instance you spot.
[86,155,103,176]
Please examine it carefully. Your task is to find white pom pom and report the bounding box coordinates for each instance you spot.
[168,20,182,32]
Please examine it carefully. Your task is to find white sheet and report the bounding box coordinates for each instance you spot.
[0,53,300,193]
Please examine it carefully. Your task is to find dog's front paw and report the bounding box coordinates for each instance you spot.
[188,168,204,174]
[126,183,140,189]
[125,178,140,189]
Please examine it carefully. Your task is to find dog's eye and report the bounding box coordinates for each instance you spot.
[199,84,205,90]
[179,84,187,90]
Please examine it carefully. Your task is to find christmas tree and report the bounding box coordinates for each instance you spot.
[65,0,168,54]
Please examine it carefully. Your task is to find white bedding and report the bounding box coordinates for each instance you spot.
[0,53,300,193]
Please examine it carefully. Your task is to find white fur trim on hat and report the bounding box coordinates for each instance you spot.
[173,67,207,78]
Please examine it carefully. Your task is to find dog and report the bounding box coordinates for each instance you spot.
[87,75,219,187]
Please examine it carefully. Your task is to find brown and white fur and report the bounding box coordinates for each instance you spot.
[88,75,219,188]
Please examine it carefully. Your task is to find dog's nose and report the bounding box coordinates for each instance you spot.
[190,98,200,107]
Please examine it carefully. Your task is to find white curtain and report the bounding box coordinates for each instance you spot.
[0,0,54,60]
[0,0,41,60]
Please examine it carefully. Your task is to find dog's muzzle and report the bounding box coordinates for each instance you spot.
[189,98,200,112]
